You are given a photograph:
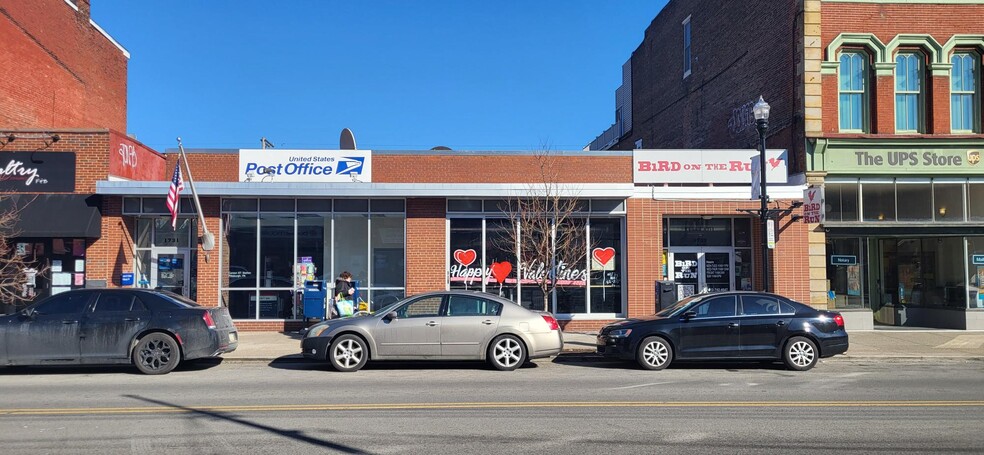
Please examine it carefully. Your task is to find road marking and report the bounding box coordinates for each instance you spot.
[937,335,984,349]
[3,400,984,416]
[610,382,673,390]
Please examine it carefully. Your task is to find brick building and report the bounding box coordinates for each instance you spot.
[589,0,984,329]
[0,0,165,311]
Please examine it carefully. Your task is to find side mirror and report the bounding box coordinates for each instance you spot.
[383,311,398,322]
[681,311,697,320]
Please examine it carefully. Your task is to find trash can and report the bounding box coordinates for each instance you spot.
[656,280,677,312]
[303,280,327,320]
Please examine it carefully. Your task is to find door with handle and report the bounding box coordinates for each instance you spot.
[440,295,502,357]
[373,295,443,357]
[80,292,152,362]
[6,291,94,364]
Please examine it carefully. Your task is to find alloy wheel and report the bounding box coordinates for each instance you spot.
[642,340,669,368]
[332,339,364,369]
[788,340,815,368]
[493,338,522,369]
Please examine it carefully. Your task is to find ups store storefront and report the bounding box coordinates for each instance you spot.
[97,149,634,331]
[812,139,984,329]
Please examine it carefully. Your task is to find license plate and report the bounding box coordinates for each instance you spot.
[229,332,238,342]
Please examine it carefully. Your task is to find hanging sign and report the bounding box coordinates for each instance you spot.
[767,219,776,249]
[803,186,825,224]
[830,255,857,265]
[972,254,984,265]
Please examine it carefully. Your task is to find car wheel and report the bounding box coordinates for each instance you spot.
[132,333,181,375]
[488,335,526,371]
[783,336,818,371]
[329,334,368,372]
[636,336,672,370]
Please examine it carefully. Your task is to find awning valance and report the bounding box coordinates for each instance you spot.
[0,194,101,238]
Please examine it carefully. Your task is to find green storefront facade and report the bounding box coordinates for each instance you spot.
[808,138,984,329]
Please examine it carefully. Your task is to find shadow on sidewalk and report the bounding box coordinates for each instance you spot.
[266,356,541,372]
[0,358,224,376]
[551,354,794,372]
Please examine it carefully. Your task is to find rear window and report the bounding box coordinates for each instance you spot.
[153,290,201,308]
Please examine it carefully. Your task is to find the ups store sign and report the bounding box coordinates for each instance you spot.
[824,148,983,174]
[0,152,76,192]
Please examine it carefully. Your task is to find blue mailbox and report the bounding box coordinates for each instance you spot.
[303,280,327,320]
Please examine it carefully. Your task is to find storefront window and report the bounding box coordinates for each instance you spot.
[825,183,859,222]
[297,214,330,283]
[259,214,294,290]
[969,184,984,221]
[370,214,405,288]
[827,238,865,309]
[333,215,369,284]
[486,219,518,302]
[589,218,621,313]
[884,238,966,308]
[449,218,483,290]
[225,214,257,288]
[862,183,896,221]
[668,218,731,246]
[934,183,965,222]
[895,183,932,221]
[968,237,984,309]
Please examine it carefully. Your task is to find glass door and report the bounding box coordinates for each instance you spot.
[152,251,189,296]
[669,249,734,296]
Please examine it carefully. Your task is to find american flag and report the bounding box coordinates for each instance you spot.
[166,158,185,229]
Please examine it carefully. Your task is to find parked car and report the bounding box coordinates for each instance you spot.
[596,291,848,371]
[0,289,238,375]
[302,290,563,372]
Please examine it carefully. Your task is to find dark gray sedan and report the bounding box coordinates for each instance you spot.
[302,291,563,372]
[0,289,238,374]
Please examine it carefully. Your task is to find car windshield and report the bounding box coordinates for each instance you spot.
[157,290,201,308]
[655,295,702,317]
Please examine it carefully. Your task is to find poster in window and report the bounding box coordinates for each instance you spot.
[53,239,68,254]
[72,239,85,257]
[847,265,861,296]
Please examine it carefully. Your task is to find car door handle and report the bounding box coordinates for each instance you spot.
[728,322,739,329]
[62,320,78,325]
[482,320,494,325]
[776,320,786,327]
[125,318,140,322]
[425,321,440,327]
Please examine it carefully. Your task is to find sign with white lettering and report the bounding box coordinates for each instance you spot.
[238,150,372,183]
[803,186,825,224]
[831,255,857,266]
[109,132,166,181]
[0,151,76,192]
[634,149,788,184]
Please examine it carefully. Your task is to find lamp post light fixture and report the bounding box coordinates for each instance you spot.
[753,96,771,293]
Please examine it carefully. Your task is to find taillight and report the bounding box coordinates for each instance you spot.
[833,314,844,328]
[203,311,217,329]
[541,314,559,331]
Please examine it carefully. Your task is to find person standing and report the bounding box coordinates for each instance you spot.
[334,271,356,317]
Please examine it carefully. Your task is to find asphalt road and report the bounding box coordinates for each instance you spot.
[1,357,983,454]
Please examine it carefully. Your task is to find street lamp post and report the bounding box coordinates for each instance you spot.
[753,96,771,293]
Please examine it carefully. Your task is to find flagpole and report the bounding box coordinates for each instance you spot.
[177,137,215,251]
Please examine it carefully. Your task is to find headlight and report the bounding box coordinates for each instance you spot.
[609,328,632,338]
[307,324,330,338]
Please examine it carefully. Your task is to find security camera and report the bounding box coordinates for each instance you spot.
[51,134,60,143]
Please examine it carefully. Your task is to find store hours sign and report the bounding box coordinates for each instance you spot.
[0,151,76,192]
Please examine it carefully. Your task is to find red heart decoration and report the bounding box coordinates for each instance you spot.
[453,249,476,267]
[490,261,512,284]
[768,157,783,169]
[592,247,616,267]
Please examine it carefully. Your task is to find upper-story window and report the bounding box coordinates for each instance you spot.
[895,52,924,133]
[839,51,868,132]
[951,52,980,133]
[682,15,692,78]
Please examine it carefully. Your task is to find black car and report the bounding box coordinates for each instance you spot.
[0,289,238,375]
[597,292,848,371]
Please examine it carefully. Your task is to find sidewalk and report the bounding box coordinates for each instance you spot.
[222,329,984,362]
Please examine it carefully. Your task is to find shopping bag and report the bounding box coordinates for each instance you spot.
[335,298,355,317]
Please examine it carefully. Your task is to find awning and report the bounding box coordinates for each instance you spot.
[0,194,101,238]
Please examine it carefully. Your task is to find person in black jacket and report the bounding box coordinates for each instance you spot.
[334,271,356,316]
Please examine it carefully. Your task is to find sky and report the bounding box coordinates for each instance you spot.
[92,1,667,153]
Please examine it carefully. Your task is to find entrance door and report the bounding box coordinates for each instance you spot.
[151,251,190,296]
[669,249,734,296]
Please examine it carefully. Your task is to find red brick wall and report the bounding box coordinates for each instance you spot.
[615,0,805,173]
[86,195,133,288]
[167,152,239,182]
[821,2,984,136]
[405,198,446,295]
[0,0,127,132]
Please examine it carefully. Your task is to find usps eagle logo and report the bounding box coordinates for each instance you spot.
[968,150,980,166]
[336,157,365,175]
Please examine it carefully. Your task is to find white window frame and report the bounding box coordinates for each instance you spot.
[838,51,869,133]
[951,51,980,133]
[895,51,925,133]
[682,15,692,79]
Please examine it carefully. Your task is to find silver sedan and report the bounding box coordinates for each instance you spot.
[301,291,563,372]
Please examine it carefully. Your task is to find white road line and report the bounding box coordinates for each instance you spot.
[610,382,674,390]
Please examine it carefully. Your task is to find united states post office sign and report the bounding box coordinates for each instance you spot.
[0,151,76,192]
[238,149,372,183]
[633,149,788,184]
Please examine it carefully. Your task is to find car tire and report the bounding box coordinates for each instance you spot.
[783,336,819,371]
[132,333,181,375]
[328,334,368,372]
[636,336,672,370]
[488,335,526,371]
